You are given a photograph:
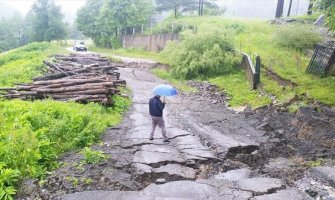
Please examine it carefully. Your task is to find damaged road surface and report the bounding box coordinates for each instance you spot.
[17,56,335,200]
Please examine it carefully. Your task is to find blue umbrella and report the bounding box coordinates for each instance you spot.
[153,84,178,96]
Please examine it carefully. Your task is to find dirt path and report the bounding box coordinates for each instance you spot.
[17,55,335,200]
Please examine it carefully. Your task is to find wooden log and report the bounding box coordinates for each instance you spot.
[34,77,106,85]
[33,66,118,81]
[17,85,36,90]
[44,60,70,76]
[52,94,107,100]
[0,87,16,90]
[38,89,109,95]
[34,85,106,93]
[37,80,118,89]
[54,56,78,62]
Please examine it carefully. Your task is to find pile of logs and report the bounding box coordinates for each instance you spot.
[0,53,126,106]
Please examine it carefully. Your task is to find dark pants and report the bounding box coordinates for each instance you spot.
[150,116,167,139]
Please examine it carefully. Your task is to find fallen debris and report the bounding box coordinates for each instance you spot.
[0,54,127,105]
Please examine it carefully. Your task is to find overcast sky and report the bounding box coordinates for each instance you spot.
[0,0,309,20]
[0,0,86,14]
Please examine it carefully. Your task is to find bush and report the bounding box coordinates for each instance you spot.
[0,97,130,197]
[81,147,108,164]
[0,42,65,87]
[162,29,240,79]
[273,24,322,51]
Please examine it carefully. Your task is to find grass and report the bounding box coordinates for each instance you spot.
[0,42,131,198]
[210,71,271,108]
[90,46,168,64]
[151,16,335,107]
[0,42,67,87]
[291,12,322,22]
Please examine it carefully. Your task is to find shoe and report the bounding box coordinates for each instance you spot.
[149,137,154,140]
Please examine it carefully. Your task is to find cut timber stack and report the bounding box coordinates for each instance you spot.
[0,53,126,106]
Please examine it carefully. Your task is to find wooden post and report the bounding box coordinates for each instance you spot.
[255,56,261,84]
[275,0,285,18]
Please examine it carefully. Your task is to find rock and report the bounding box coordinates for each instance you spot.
[18,179,39,196]
[213,168,251,181]
[133,145,185,166]
[310,166,335,188]
[152,164,196,180]
[265,157,297,170]
[256,122,270,130]
[132,163,152,175]
[251,189,311,200]
[156,178,167,184]
[314,14,325,26]
[143,181,218,199]
[236,178,284,195]
[61,190,154,200]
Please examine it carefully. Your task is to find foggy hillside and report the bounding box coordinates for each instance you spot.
[0,2,20,19]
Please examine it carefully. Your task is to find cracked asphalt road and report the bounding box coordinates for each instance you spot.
[59,57,311,200]
[17,55,321,200]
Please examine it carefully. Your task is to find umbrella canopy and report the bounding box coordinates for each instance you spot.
[153,84,178,96]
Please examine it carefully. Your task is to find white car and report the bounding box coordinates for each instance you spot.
[73,41,87,52]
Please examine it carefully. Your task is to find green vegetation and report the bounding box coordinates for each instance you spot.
[0,98,129,196]
[93,16,334,107]
[162,29,240,79]
[0,0,67,53]
[81,147,108,164]
[90,46,168,64]
[273,24,322,51]
[0,42,131,198]
[0,42,66,86]
[77,0,154,47]
[317,0,335,31]
[291,12,321,22]
[27,0,67,42]
[210,72,271,108]
[151,16,335,107]
[155,0,219,18]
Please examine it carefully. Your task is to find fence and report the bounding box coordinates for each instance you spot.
[121,33,179,52]
[307,42,335,76]
[240,53,261,90]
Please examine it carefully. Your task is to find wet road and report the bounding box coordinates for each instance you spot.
[61,56,313,200]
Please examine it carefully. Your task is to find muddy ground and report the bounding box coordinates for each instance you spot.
[16,57,335,200]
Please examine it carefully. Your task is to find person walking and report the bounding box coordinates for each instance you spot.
[149,95,170,142]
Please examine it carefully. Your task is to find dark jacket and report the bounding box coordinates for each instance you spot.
[149,96,165,117]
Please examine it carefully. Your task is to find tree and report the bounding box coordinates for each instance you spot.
[77,0,154,47]
[28,0,66,42]
[317,0,335,30]
[287,0,293,17]
[76,0,104,41]
[275,0,285,18]
[156,0,198,18]
[198,0,219,16]
[0,14,25,52]
[307,0,314,15]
